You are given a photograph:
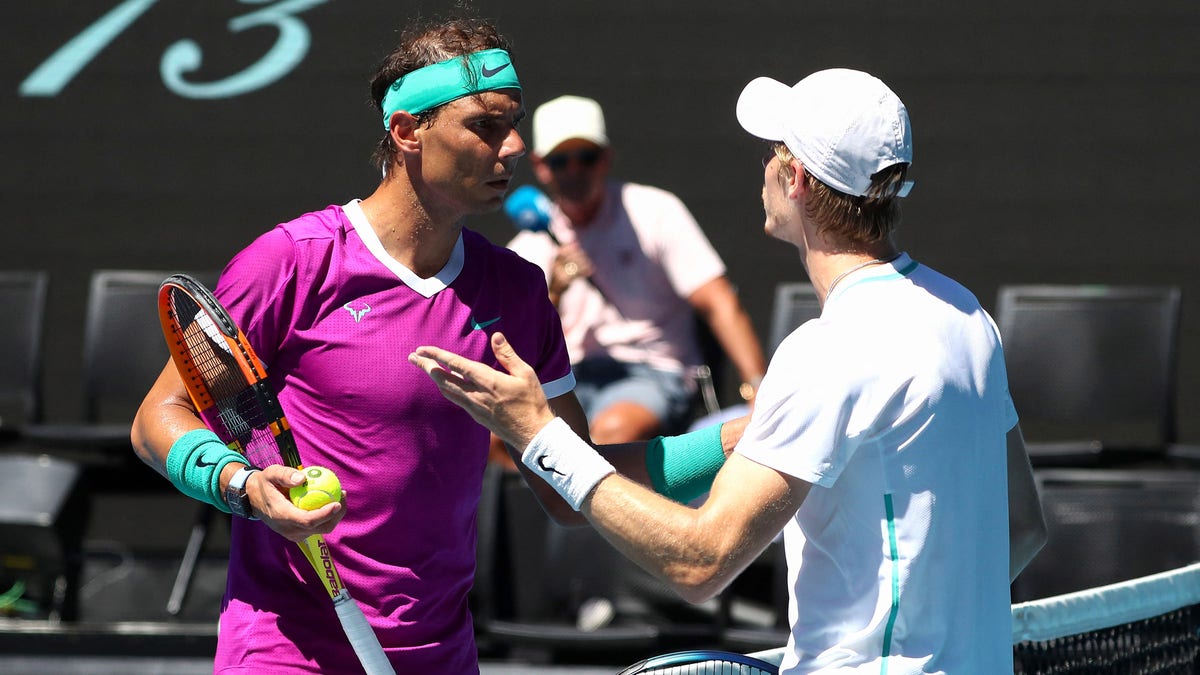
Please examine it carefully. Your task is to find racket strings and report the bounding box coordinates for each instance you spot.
[166,287,287,469]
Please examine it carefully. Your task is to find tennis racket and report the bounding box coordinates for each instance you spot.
[618,649,779,675]
[157,273,394,675]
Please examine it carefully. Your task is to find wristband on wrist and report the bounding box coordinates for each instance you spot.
[165,428,246,514]
[521,417,616,511]
[645,422,727,504]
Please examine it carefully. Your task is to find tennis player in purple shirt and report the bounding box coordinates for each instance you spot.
[133,16,593,674]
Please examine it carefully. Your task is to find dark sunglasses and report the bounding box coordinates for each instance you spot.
[544,148,603,171]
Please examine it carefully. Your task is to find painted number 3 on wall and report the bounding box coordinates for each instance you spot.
[19,0,328,99]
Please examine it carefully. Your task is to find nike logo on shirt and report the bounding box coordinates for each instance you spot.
[471,315,501,330]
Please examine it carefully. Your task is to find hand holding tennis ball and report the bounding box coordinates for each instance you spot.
[289,466,343,510]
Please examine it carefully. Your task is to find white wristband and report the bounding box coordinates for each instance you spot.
[521,417,616,511]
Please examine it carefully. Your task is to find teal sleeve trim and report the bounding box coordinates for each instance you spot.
[165,428,245,514]
[645,422,727,504]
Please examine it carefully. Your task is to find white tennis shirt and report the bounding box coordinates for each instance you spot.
[737,253,1017,674]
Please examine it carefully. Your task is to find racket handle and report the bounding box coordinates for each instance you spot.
[301,535,344,599]
[333,589,395,675]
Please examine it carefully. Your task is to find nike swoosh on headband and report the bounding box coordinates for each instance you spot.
[481,62,510,78]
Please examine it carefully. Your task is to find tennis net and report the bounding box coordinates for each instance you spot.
[1012,561,1200,674]
[746,562,1200,673]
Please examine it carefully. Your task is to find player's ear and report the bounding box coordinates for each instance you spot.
[388,111,421,153]
[787,159,807,200]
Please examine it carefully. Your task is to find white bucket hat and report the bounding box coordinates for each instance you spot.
[532,95,610,157]
[737,68,913,197]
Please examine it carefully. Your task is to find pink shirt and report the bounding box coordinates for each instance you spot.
[212,201,573,674]
[508,181,726,374]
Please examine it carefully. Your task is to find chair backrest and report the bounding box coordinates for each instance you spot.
[767,283,821,356]
[501,473,623,621]
[82,270,218,424]
[0,271,49,431]
[1011,468,1200,602]
[995,284,1181,453]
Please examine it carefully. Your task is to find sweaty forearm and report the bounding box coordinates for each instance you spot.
[582,474,738,604]
[519,418,757,603]
[131,375,206,478]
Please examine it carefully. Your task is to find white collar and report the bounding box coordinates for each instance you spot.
[343,199,464,298]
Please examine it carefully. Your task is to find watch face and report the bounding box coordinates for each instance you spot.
[227,468,258,519]
[226,488,246,516]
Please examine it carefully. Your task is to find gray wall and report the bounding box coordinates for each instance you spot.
[3,1,1199,436]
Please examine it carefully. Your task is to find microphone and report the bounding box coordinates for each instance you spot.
[503,184,617,312]
[504,184,558,242]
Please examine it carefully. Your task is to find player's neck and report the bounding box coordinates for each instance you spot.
[361,184,463,278]
[808,243,899,304]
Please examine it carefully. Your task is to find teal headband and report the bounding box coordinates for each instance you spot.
[381,48,521,129]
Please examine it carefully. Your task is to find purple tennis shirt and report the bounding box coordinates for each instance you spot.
[210,201,573,674]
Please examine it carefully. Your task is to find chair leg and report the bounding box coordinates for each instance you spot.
[167,504,213,616]
[693,365,721,416]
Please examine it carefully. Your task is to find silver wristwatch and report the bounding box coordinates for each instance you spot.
[225,465,261,520]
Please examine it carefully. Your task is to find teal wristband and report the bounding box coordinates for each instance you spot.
[645,422,727,504]
[165,428,246,514]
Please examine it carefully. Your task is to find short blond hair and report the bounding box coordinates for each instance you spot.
[772,143,907,246]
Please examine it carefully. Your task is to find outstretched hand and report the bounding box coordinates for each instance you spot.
[409,332,556,450]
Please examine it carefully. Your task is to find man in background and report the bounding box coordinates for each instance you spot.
[507,95,767,444]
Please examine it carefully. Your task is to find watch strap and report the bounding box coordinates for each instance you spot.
[225,465,260,520]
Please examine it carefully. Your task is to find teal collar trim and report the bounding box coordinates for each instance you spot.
[827,252,919,303]
[381,48,521,129]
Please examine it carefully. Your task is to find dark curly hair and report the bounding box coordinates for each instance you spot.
[369,14,513,173]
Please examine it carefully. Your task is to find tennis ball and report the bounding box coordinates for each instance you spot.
[289,466,342,511]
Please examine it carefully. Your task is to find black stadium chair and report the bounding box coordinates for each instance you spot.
[0,270,49,441]
[1011,468,1200,602]
[473,467,662,659]
[473,466,718,662]
[22,269,217,467]
[995,284,1184,467]
[767,282,821,357]
[6,270,219,617]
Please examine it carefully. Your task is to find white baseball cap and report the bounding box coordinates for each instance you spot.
[532,95,610,157]
[737,68,913,197]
